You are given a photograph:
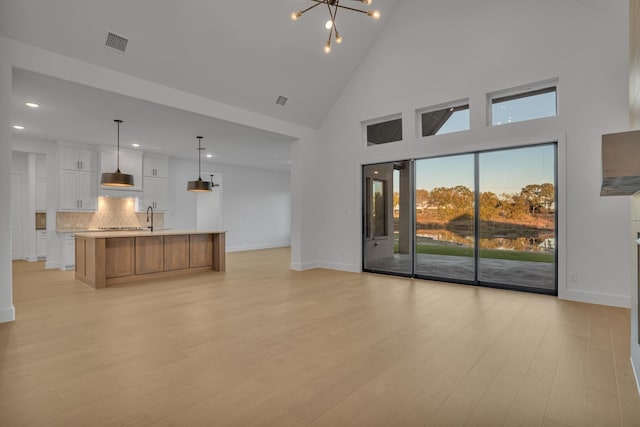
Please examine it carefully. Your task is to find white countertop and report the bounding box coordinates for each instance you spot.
[74,230,226,238]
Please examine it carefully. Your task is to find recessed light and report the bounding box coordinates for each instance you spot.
[132,143,140,147]
[373,170,379,174]
[206,154,213,158]
[13,125,25,130]
[25,102,40,108]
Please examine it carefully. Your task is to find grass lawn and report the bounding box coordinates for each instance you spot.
[394,242,554,263]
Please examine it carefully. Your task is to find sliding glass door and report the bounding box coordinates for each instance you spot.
[414,154,475,282]
[363,143,557,294]
[478,145,556,291]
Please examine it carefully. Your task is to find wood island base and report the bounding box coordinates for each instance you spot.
[74,230,226,288]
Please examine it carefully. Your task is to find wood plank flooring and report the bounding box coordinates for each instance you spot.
[1,248,639,426]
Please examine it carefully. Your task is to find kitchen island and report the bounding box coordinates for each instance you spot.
[74,230,225,288]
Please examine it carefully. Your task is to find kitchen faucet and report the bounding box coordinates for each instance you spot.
[146,205,154,232]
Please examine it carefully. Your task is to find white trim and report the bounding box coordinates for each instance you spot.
[0,305,15,323]
[562,288,631,308]
[361,112,403,148]
[414,97,470,138]
[317,261,360,273]
[486,77,559,126]
[45,260,58,269]
[290,261,320,271]
[631,356,640,397]
[226,242,290,253]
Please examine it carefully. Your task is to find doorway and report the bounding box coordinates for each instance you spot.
[362,161,413,276]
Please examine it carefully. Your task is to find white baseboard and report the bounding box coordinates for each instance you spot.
[45,260,58,269]
[25,256,38,262]
[562,288,631,308]
[317,261,360,273]
[290,261,319,271]
[226,242,290,253]
[632,356,640,398]
[0,305,15,323]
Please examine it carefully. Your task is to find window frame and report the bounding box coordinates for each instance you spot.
[362,113,403,147]
[487,79,559,127]
[415,98,470,138]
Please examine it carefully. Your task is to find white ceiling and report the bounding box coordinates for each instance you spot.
[12,68,297,171]
[0,0,399,129]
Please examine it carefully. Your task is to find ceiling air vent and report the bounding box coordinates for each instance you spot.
[105,32,128,53]
[275,96,288,106]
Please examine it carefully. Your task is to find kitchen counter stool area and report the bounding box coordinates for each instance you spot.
[74,230,225,288]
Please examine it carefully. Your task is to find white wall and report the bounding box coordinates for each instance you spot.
[631,196,640,394]
[296,0,632,307]
[12,136,60,269]
[629,1,640,391]
[0,37,15,322]
[290,135,321,271]
[168,158,291,252]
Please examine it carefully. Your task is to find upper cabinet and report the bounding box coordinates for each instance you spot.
[143,155,168,178]
[60,145,97,172]
[99,148,143,192]
[58,143,98,211]
[60,170,97,210]
[142,155,169,211]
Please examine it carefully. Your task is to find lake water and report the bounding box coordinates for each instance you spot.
[414,229,555,253]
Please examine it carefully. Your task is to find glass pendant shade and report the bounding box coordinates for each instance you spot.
[101,119,134,187]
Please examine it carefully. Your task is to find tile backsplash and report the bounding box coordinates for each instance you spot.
[56,197,164,231]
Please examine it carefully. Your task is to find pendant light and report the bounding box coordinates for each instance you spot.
[187,136,212,192]
[100,119,134,187]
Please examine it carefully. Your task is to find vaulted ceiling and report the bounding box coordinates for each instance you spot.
[0,0,400,129]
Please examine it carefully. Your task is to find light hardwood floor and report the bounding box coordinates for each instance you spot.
[1,248,639,426]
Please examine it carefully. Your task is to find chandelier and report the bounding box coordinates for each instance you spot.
[291,0,380,54]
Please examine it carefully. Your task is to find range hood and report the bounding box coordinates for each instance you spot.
[97,187,143,199]
[601,129,640,196]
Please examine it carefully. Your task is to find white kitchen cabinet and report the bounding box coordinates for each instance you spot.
[37,230,48,259]
[35,177,47,211]
[143,155,168,178]
[60,233,75,270]
[60,145,96,171]
[100,149,143,191]
[59,170,97,210]
[142,176,168,211]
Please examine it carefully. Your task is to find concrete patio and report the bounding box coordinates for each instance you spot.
[365,253,556,290]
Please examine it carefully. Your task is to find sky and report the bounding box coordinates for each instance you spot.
[392,90,556,195]
[406,143,555,195]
